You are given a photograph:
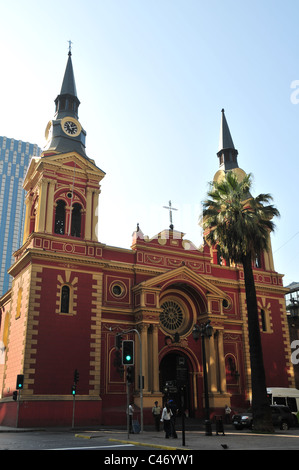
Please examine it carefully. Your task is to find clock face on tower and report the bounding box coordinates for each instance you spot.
[45,121,53,142]
[64,121,78,135]
[61,117,81,137]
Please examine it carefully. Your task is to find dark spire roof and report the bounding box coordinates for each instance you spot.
[218,109,235,151]
[60,51,78,97]
[54,50,80,121]
[217,109,239,171]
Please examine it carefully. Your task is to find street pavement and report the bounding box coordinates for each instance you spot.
[1,422,299,451]
[74,425,299,451]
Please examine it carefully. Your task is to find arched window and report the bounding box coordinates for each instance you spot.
[255,255,262,268]
[55,200,66,234]
[59,98,66,111]
[225,354,238,385]
[261,309,267,331]
[71,203,82,237]
[217,246,223,265]
[60,285,70,313]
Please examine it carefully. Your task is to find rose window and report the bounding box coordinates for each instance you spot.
[160,301,184,331]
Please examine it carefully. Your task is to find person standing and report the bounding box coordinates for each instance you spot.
[168,400,177,438]
[224,404,231,424]
[128,403,134,433]
[152,401,161,431]
[160,404,172,438]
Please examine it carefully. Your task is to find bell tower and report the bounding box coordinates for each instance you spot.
[213,108,247,185]
[44,46,87,158]
[22,49,105,243]
[211,109,275,271]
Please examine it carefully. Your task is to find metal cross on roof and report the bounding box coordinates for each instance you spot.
[163,200,178,230]
[68,40,73,55]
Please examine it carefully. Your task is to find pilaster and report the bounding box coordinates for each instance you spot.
[45,179,56,233]
[36,179,48,233]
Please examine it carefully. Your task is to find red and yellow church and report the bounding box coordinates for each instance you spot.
[0,52,294,427]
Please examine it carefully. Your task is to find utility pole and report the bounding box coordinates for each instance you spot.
[72,369,79,428]
[15,374,24,428]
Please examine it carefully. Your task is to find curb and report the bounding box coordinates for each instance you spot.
[74,432,188,450]
[108,437,186,450]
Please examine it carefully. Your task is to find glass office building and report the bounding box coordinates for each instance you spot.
[0,137,41,296]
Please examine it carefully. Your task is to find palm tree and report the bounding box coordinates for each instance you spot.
[202,171,280,432]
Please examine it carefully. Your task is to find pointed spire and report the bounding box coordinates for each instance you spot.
[217,109,239,171]
[60,50,78,97]
[54,48,80,120]
[218,109,235,151]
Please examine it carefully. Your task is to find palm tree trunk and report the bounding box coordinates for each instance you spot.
[242,253,274,432]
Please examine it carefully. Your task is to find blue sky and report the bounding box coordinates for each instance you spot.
[0,0,298,286]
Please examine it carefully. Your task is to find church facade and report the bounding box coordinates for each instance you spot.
[0,52,294,427]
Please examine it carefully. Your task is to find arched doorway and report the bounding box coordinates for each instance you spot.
[160,351,194,417]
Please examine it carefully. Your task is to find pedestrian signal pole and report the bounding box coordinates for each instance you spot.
[121,329,143,433]
[72,369,79,428]
[14,374,24,428]
[126,371,130,439]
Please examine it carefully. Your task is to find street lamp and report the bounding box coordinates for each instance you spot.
[192,320,213,436]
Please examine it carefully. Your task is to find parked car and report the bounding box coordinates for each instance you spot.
[232,405,295,430]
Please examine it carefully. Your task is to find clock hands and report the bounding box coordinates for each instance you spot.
[64,121,78,135]
[60,118,81,136]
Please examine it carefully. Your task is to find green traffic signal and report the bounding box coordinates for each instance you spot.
[16,374,24,389]
[122,340,134,365]
[125,353,132,361]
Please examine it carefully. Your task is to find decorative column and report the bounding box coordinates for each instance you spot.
[206,333,218,393]
[193,371,198,410]
[45,179,55,233]
[217,330,227,393]
[23,193,33,242]
[85,187,93,240]
[152,325,160,392]
[36,179,48,232]
[264,233,275,271]
[92,189,100,241]
[140,324,149,392]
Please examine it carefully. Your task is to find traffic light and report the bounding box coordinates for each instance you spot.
[115,334,123,350]
[122,340,134,365]
[72,385,76,395]
[12,391,18,401]
[16,374,24,390]
[74,369,79,383]
[126,366,134,384]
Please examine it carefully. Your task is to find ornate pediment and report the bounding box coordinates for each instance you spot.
[24,151,105,191]
[135,265,228,301]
